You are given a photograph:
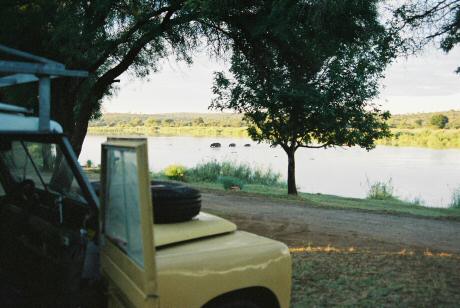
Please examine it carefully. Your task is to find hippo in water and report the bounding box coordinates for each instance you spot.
[229,143,236,147]
[210,142,221,148]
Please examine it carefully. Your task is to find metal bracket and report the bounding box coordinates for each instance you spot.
[0,44,88,131]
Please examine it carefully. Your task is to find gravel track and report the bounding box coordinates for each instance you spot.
[201,192,460,253]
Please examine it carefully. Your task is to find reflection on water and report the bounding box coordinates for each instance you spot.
[80,136,460,208]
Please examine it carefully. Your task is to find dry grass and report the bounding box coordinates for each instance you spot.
[291,246,460,307]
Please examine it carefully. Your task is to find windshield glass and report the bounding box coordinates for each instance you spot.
[0,140,86,203]
[104,146,144,267]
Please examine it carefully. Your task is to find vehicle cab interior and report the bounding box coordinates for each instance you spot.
[0,134,100,307]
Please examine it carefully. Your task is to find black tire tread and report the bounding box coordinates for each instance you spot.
[90,180,201,224]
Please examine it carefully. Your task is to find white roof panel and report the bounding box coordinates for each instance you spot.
[0,113,63,133]
[0,102,30,113]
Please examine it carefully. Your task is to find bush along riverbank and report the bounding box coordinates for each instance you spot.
[83,158,459,218]
[376,129,460,149]
[83,159,460,219]
[146,161,460,220]
[152,160,286,190]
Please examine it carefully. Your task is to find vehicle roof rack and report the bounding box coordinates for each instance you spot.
[0,102,31,114]
[0,44,88,131]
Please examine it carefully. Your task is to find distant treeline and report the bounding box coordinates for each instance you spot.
[89,110,460,148]
[88,125,248,137]
[91,110,460,130]
[387,110,460,129]
[90,112,246,128]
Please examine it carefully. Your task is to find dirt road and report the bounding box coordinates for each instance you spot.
[201,192,460,253]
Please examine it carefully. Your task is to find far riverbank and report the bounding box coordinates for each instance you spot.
[88,126,460,149]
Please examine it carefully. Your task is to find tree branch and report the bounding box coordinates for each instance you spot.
[70,9,199,153]
[89,5,179,72]
[297,143,332,149]
[90,11,195,100]
[403,0,454,23]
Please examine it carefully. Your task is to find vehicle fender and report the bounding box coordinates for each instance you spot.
[155,231,291,308]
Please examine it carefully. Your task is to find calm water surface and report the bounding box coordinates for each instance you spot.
[80,135,460,208]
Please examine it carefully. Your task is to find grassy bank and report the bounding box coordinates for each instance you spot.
[152,162,460,219]
[291,247,460,307]
[85,161,460,219]
[187,181,460,220]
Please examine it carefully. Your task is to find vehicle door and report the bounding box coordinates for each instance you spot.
[100,139,158,308]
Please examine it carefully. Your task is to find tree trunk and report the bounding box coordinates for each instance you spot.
[70,96,97,156]
[287,149,297,195]
[50,80,88,156]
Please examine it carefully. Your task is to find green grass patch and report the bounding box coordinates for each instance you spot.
[302,192,460,219]
[291,248,460,307]
[85,165,460,219]
[188,182,460,220]
[218,176,245,190]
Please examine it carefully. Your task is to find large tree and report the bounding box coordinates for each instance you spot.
[0,0,284,155]
[0,0,203,154]
[211,0,397,195]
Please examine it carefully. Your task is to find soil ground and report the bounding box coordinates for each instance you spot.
[202,191,460,253]
[201,191,460,307]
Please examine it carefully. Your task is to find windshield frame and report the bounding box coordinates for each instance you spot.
[0,131,99,213]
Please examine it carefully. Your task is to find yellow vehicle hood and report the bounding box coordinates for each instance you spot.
[153,212,237,247]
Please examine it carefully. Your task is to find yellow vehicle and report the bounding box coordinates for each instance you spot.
[0,46,291,307]
[100,139,291,308]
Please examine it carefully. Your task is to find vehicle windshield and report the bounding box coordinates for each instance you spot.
[0,139,86,203]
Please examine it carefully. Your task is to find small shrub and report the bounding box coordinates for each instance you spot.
[414,119,423,127]
[186,160,284,186]
[86,160,93,168]
[164,164,187,181]
[430,114,449,129]
[450,188,460,209]
[219,176,245,190]
[367,179,395,200]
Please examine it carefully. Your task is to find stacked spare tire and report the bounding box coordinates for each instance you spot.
[91,180,201,224]
[149,181,201,223]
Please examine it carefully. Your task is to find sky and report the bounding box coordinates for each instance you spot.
[103,45,460,115]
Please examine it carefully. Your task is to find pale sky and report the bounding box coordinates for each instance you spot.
[103,45,460,115]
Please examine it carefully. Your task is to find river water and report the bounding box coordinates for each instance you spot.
[80,135,460,208]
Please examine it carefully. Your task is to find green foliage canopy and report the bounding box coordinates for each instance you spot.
[0,0,304,154]
[0,0,204,153]
[211,0,398,194]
